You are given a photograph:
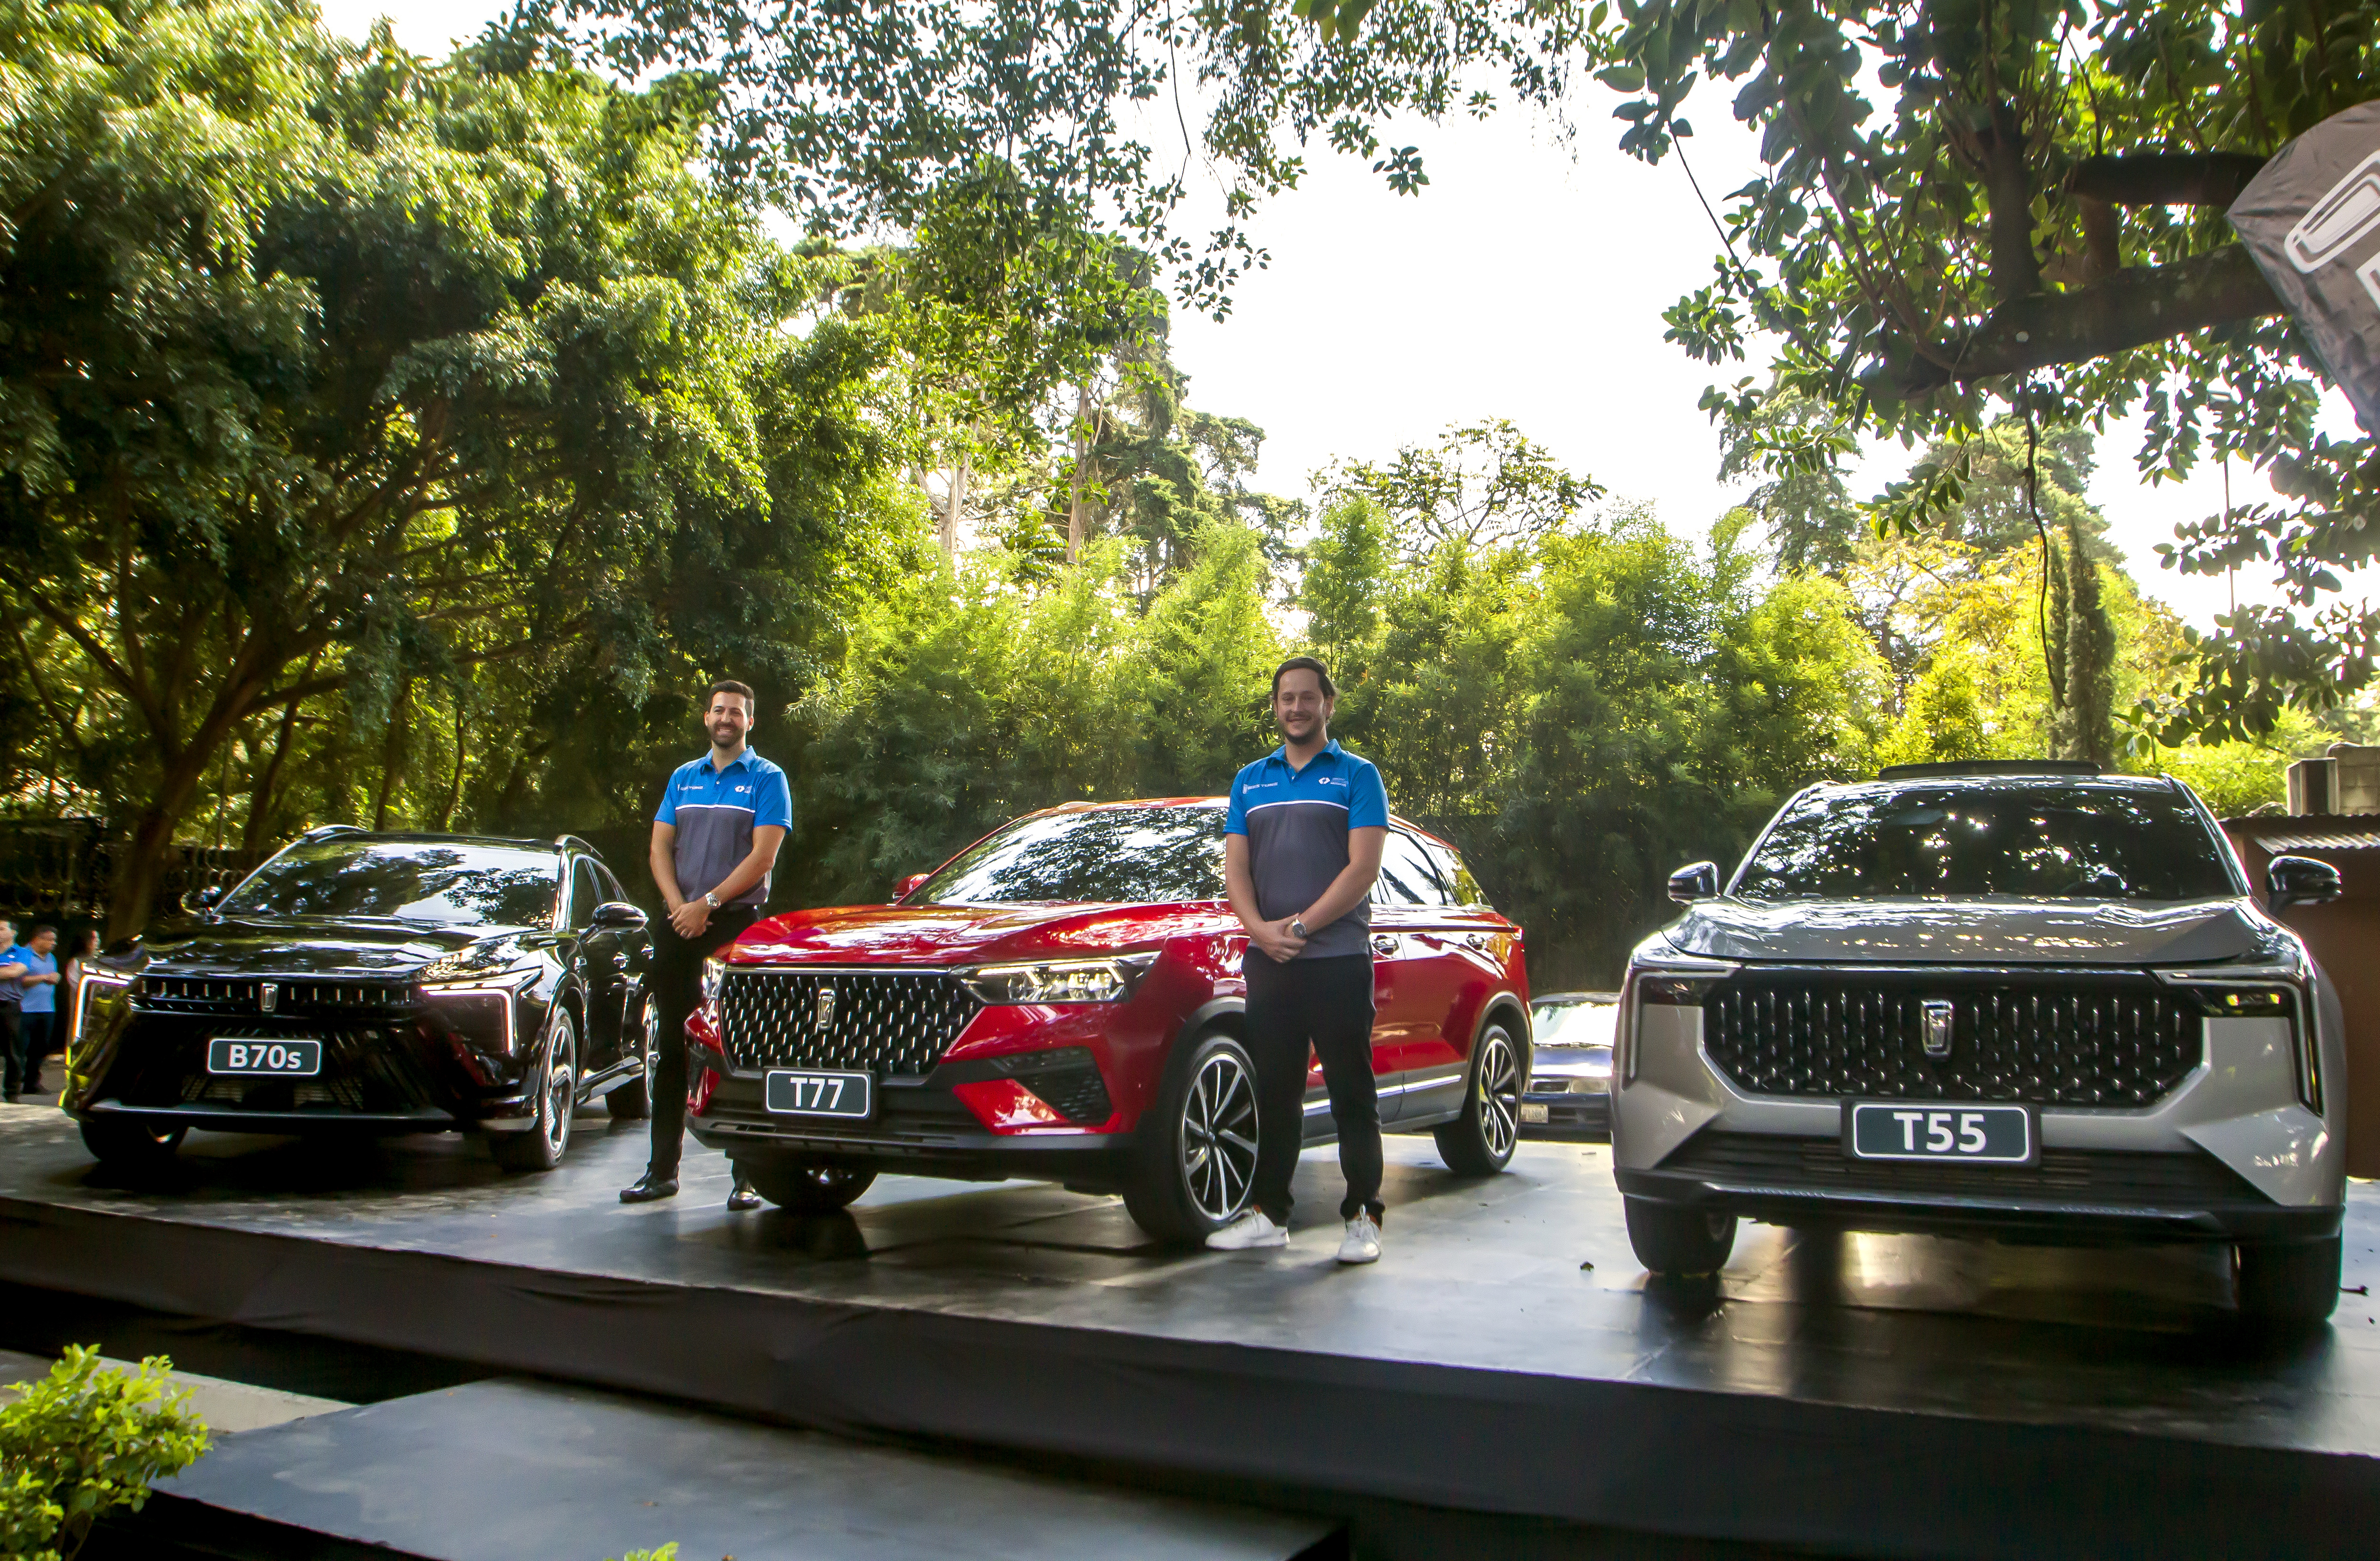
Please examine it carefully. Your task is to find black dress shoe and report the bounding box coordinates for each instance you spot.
[619,1171,679,1203]
[726,1173,762,1213]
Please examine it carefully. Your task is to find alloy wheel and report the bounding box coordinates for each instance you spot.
[542,1026,576,1159]
[1475,1032,1520,1160]
[1181,1049,1259,1222]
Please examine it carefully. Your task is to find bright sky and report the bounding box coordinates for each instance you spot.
[322,0,2366,629]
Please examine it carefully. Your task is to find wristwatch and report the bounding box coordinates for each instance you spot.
[703,891,722,910]
[1290,918,1309,939]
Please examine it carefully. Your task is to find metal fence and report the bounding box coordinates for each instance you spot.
[0,818,262,922]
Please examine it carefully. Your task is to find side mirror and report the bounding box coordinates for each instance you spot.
[2268,854,2343,911]
[893,872,930,903]
[181,885,226,915]
[1667,862,1721,904]
[589,901,648,932]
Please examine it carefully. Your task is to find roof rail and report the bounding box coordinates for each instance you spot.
[554,834,596,856]
[1875,760,2103,781]
[299,824,367,840]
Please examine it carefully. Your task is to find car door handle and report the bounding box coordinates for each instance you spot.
[1371,935,1398,958]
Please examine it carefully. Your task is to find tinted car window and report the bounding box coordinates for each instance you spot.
[1376,831,1450,907]
[1734,784,2235,902]
[566,859,600,929]
[1420,837,1485,907]
[915,808,1225,905]
[223,840,562,927]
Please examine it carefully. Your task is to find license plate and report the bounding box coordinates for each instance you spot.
[764,1069,873,1119]
[207,1038,321,1077]
[1519,1102,1551,1124]
[1845,1102,2034,1164]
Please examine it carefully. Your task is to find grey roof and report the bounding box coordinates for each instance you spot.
[2251,830,2380,852]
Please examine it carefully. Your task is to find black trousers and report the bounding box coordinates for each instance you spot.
[646,907,757,1178]
[17,1013,53,1092]
[1245,953,1382,1225]
[0,1007,19,1098]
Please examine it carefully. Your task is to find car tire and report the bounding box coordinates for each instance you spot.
[606,992,655,1122]
[744,1160,877,1213]
[1122,1030,1262,1248]
[1434,1019,1526,1177]
[1624,1195,1738,1276]
[2235,1235,2342,1325]
[78,1117,186,1169]
[491,1008,577,1173]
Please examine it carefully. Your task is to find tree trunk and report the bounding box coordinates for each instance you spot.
[435,696,466,831]
[1068,382,1090,562]
[108,745,222,940]
[943,451,969,559]
[372,679,412,831]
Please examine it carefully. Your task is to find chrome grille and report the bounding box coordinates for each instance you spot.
[138,976,413,1014]
[1704,975,2202,1107]
[717,969,981,1077]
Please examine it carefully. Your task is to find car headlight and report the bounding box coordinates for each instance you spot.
[71,971,132,1051]
[702,956,726,1005]
[962,954,1157,1005]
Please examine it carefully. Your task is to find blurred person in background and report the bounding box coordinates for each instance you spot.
[0,921,23,1102]
[14,925,60,1095]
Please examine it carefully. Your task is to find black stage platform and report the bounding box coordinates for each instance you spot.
[120,1377,1336,1561]
[3,1104,2377,1560]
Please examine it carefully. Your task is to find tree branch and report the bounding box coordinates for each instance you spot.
[1982,98,2041,303]
[1901,245,2280,393]
[2067,152,2267,208]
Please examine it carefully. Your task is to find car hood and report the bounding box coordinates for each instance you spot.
[732,900,1230,967]
[1658,897,2274,966]
[131,917,515,980]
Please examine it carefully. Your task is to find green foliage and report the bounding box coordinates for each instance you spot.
[0,1348,209,1561]
[606,1547,677,1561]
[1315,420,1604,560]
[0,1,913,928]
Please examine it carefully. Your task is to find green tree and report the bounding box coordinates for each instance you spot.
[2051,523,2121,767]
[0,2,887,930]
[1315,420,1604,561]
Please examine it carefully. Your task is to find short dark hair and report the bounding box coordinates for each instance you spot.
[707,679,756,712]
[1271,656,1336,699]
[29,923,56,940]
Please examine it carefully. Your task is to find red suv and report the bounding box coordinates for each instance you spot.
[684,798,1532,1244]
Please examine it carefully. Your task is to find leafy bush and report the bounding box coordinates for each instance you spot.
[0,1348,209,1561]
[608,1546,679,1561]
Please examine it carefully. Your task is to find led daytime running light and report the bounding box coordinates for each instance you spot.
[964,954,1156,1005]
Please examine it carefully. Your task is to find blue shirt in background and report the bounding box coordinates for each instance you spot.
[17,947,57,1014]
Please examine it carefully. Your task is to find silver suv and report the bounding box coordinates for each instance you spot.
[1612,762,2348,1324]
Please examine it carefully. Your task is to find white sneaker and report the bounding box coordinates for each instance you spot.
[1206,1210,1288,1250]
[1337,1214,1382,1265]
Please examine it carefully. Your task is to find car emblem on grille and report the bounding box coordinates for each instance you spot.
[815,985,836,1030]
[259,982,280,1014]
[1920,998,1954,1058]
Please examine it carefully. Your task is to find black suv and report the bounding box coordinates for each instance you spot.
[65,828,655,1172]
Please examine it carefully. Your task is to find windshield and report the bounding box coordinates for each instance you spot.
[1734,784,2236,902]
[222,839,561,927]
[1533,1000,1617,1049]
[913,807,1225,905]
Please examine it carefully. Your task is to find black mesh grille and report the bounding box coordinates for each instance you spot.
[718,970,981,1077]
[1703,975,2202,1107]
[993,1048,1115,1125]
[1658,1129,2269,1207]
[137,976,414,1016]
[105,1018,440,1114]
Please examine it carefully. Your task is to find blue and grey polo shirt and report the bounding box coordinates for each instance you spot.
[1224,739,1390,960]
[655,749,792,907]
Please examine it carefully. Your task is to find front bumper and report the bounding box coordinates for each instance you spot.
[1520,1077,1609,1140]
[1612,981,2348,1244]
[1620,1129,2340,1244]
[689,1073,1130,1184]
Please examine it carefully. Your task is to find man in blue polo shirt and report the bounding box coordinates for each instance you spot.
[622,679,791,1207]
[1209,656,1392,1264]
